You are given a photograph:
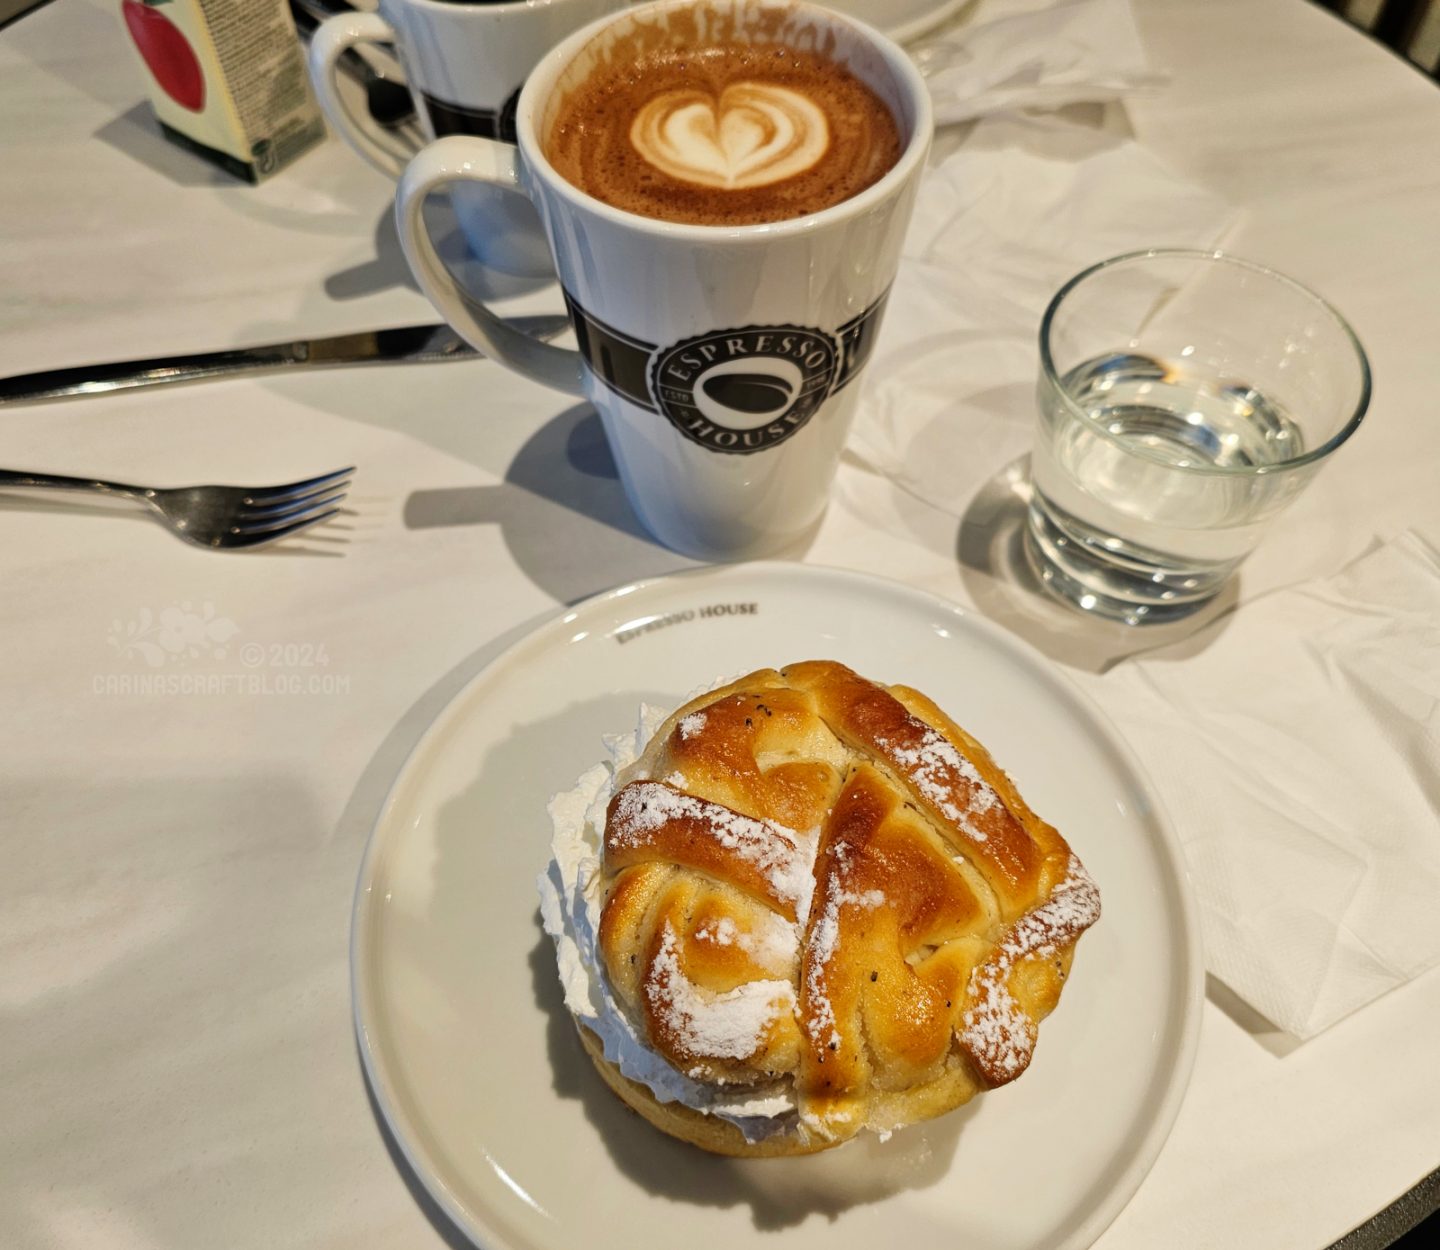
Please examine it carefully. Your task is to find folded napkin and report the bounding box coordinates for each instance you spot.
[911,0,1161,124]
[850,112,1238,514]
[1074,532,1440,1039]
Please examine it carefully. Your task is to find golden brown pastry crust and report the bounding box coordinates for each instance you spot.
[592,661,1100,1154]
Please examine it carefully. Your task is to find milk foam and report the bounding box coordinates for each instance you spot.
[630,82,829,191]
[545,37,902,227]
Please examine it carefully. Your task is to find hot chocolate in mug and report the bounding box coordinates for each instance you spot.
[395,0,933,560]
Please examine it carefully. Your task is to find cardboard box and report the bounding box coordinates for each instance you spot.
[118,0,325,183]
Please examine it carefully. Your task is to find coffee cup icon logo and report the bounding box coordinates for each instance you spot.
[650,326,839,455]
[700,371,795,414]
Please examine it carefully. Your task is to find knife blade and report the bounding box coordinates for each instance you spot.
[0,315,572,404]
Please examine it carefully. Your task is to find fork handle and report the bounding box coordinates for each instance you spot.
[0,469,143,498]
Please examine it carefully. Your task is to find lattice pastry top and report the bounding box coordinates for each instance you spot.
[595,660,1100,1149]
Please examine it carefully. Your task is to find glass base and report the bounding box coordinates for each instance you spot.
[1023,498,1227,626]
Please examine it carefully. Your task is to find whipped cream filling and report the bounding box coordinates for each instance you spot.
[629,82,829,191]
[536,701,801,1143]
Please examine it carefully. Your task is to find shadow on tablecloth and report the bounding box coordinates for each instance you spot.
[401,404,702,605]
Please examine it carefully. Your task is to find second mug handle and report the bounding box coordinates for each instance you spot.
[396,136,585,396]
[308,12,418,179]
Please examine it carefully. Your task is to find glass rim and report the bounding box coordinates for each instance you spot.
[1038,248,1373,477]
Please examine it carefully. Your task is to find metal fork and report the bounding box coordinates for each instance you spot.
[0,466,353,549]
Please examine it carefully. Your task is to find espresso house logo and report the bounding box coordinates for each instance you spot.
[650,326,838,453]
[564,292,889,457]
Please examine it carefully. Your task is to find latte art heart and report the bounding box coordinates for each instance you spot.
[545,38,902,226]
[630,83,830,191]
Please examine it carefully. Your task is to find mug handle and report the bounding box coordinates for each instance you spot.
[308,12,417,179]
[396,136,585,396]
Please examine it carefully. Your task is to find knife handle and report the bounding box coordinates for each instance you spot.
[0,317,571,405]
[0,345,308,403]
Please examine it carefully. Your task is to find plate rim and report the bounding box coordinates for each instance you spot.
[350,561,1205,1250]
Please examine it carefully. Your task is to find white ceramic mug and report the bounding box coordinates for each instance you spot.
[308,0,621,276]
[395,0,933,561]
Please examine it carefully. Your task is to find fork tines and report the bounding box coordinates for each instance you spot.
[236,467,353,540]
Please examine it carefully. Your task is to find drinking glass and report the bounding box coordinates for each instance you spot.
[1025,249,1371,624]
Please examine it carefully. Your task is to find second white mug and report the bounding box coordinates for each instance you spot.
[308,0,622,277]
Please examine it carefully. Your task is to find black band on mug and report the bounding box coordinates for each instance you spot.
[420,86,522,143]
[560,287,892,455]
[833,292,889,393]
[562,290,659,412]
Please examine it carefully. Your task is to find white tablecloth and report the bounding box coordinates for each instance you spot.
[2,1,1438,1247]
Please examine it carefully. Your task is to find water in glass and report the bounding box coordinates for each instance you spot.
[1027,352,1304,623]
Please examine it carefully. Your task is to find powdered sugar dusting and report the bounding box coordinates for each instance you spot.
[694,912,799,972]
[960,855,1101,1081]
[876,723,998,845]
[611,781,817,921]
[678,712,708,740]
[746,908,801,969]
[697,916,740,947]
[647,922,795,1061]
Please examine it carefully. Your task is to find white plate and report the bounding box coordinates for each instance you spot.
[353,564,1202,1250]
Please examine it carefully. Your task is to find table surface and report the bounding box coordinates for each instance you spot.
[3,1,1439,1248]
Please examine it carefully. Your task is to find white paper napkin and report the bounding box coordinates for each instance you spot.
[838,99,1440,1039]
[911,0,1162,125]
[1074,532,1440,1039]
[850,112,1239,514]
